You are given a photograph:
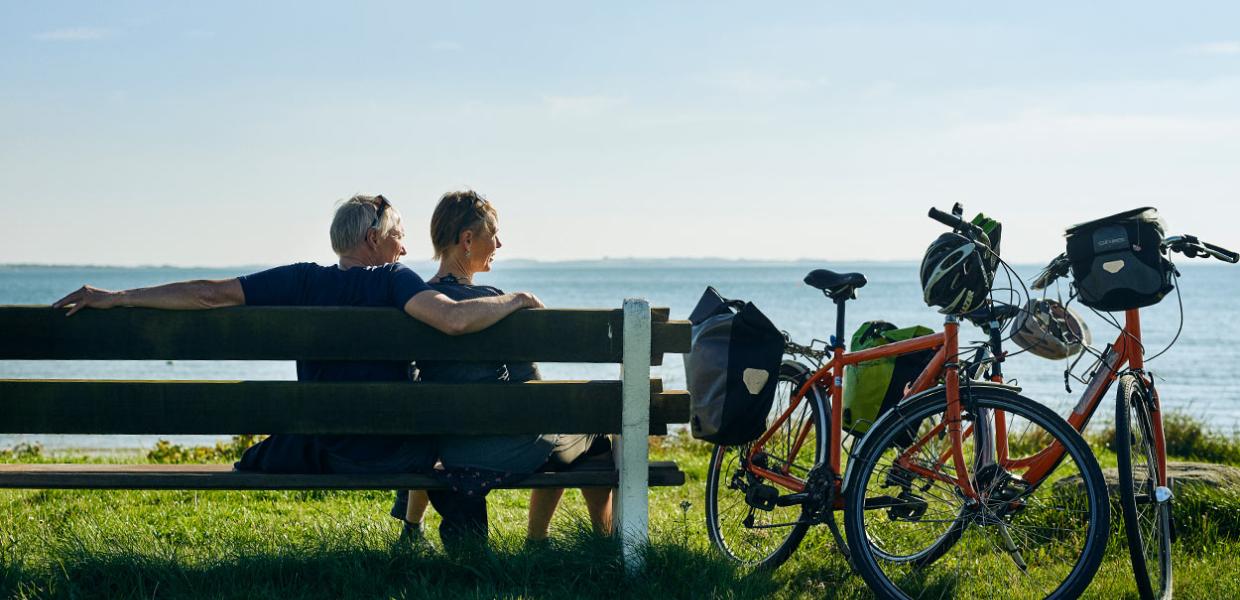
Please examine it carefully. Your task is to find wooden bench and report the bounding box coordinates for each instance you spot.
[0,299,690,570]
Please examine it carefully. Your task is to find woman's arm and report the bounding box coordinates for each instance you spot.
[53,279,245,316]
[403,289,544,335]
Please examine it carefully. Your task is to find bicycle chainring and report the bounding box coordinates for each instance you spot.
[802,462,838,524]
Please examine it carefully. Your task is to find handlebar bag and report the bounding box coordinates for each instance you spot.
[1064,207,1174,311]
[684,287,784,445]
[842,321,935,436]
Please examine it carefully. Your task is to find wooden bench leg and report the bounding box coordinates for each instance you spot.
[615,298,651,574]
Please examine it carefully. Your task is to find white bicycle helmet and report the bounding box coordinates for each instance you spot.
[1009,298,1092,360]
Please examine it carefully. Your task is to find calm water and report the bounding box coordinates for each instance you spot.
[2,262,1237,450]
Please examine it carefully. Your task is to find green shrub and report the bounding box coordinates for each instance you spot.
[0,443,43,462]
[1092,411,1240,466]
[146,435,265,464]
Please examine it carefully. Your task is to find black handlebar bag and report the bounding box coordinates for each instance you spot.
[1065,207,1174,311]
[684,287,784,445]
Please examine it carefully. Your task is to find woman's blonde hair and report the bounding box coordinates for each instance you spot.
[429,190,498,260]
[330,194,401,255]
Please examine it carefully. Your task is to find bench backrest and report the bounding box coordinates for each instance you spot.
[0,305,691,436]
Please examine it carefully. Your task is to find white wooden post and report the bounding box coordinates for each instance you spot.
[615,298,651,573]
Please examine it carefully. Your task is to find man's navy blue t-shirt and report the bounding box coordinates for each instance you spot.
[239,262,431,382]
[238,262,433,462]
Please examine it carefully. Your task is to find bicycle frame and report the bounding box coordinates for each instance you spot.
[1015,308,1167,486]
[746,316,983,502]
[900,308,1167,490]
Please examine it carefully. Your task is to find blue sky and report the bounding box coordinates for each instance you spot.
[2,2,1238,266]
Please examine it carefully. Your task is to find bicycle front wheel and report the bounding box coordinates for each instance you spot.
[705,360,828,570]
[1116,374,1173,600]
[843,385,1110,600]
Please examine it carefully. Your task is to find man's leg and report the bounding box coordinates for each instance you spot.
[405,490,430,524]
[427,489,489,552]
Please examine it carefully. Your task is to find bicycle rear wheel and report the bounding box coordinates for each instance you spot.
[1116,374,1173,600]
[843,385,1110,599]
[705,361,828,570]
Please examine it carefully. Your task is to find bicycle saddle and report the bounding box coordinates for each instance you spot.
[803,269,868,300]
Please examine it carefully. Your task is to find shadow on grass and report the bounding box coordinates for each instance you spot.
[0,528,784,600]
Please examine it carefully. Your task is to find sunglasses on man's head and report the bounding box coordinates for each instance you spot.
[371,195,390,229]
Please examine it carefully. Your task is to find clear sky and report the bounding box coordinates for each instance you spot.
[2,2,1238,266]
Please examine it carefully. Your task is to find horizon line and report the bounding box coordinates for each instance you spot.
[0,257,1084,270]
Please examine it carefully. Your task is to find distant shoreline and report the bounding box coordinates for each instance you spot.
[3,259,1233,271]
[1,258,918,270]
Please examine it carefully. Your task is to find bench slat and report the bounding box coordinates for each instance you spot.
[0,379,689,435]
[0,462,686,489]
[0,306,689,364]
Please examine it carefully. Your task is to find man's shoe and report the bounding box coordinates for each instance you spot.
[396,521,435,553]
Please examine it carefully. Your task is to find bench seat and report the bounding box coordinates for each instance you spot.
[0,458,686,490]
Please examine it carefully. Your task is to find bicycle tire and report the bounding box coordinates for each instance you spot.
[1116,374,1173,600]
[705,360,828,570]
[843,384,1110,599]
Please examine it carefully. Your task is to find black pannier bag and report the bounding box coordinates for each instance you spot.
[684,287,785,445]
[1065,207,1174,312]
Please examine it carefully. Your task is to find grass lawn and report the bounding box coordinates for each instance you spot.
[2,427,1239,599]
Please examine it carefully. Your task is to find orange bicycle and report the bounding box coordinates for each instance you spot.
[1025,227,1239,600]
[705,206,1110,599]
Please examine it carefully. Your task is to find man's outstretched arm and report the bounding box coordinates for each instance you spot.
[53,280,245,316]
[404,289,544,336]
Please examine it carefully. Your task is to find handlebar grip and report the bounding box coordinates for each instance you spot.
[928,207,984,237]
[1204,241,1240,264]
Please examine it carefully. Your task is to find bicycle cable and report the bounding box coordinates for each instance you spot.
[1141,269,1185,363]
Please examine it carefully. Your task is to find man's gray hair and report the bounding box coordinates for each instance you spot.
[330,194,402,255]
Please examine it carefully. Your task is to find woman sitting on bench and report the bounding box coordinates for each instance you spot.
[392,190,614,549]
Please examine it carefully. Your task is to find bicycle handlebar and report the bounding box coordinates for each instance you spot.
[1203,241,1240,263]
[1163,235,1239,264]
[927,207,986,238]
[1031,253,1071,290]
[1032,233,1236,292]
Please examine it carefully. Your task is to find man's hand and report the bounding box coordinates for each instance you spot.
[53,285,123,316]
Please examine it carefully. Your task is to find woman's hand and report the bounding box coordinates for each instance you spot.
[514,291,545,309]
[53,285,123,316]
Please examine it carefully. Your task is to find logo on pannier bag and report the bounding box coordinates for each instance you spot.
[1102,260,1126,274]
[742,368,770,395]
[1092,225,1129,252]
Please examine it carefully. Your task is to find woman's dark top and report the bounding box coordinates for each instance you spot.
[415,277,539,383]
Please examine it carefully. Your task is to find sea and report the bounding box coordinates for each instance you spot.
[2,261,1237,452]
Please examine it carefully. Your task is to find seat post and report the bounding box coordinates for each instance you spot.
[834,297,848,350]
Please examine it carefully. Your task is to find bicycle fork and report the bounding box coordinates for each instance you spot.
[963,315,1032,572]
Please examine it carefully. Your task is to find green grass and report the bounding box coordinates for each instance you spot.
[2,421,1239,599]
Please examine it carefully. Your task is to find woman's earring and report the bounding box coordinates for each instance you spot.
[465,250,472,258]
